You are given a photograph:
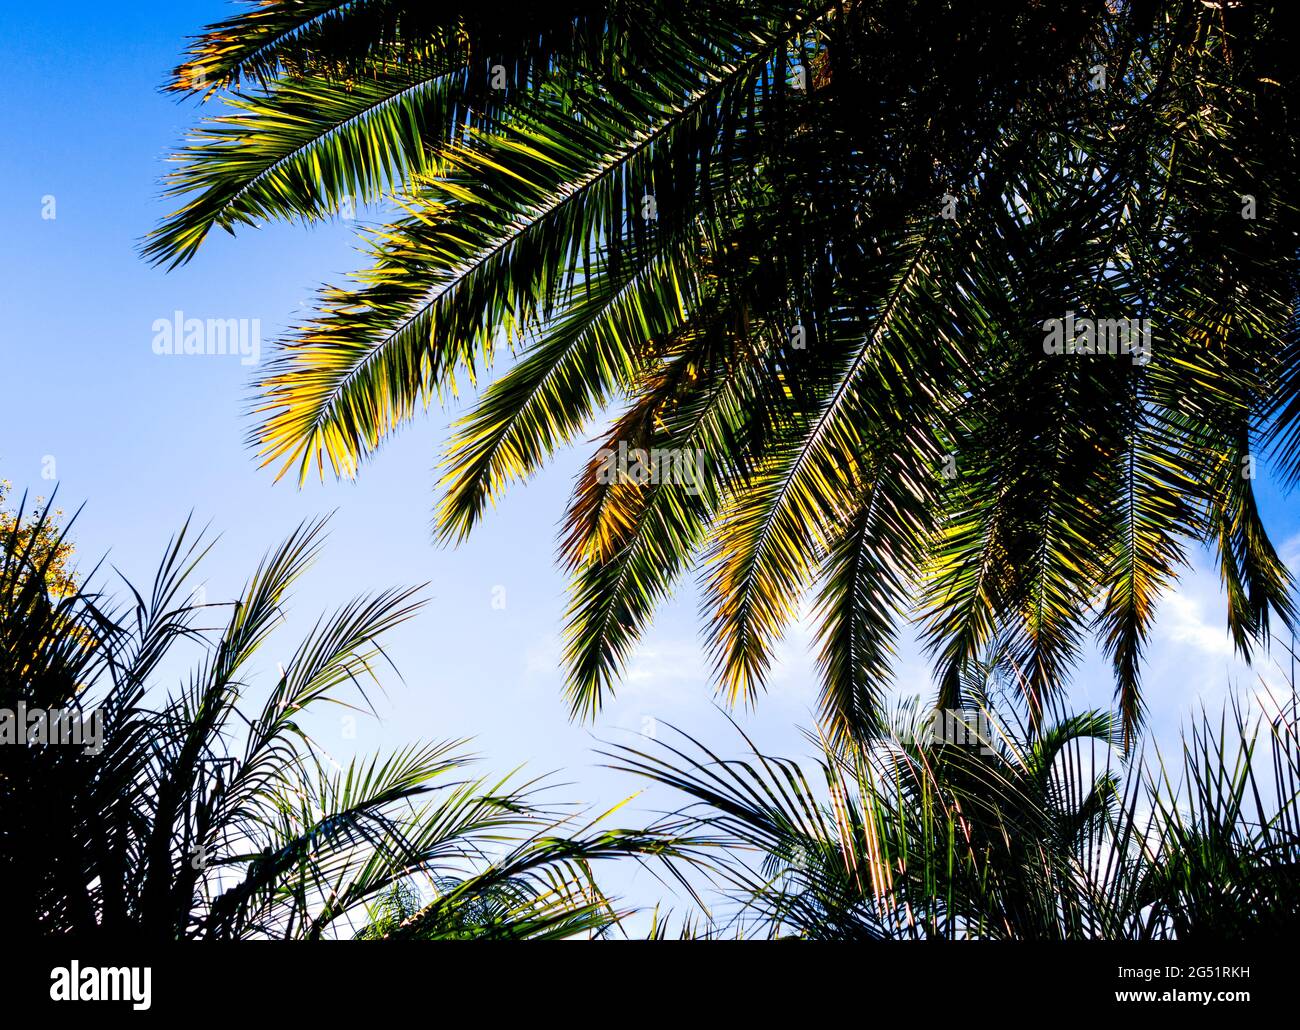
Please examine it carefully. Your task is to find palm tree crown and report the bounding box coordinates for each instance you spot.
[0,504,688,939]
[148,0,1300,744]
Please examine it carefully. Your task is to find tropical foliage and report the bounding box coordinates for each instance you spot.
[0,480,76,597]
[148,0,1300,745]
[5,482,1299,940]
[614,659,1300,939]
[0,502,687,939]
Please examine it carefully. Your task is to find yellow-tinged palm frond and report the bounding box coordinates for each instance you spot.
[153,0,1300,745]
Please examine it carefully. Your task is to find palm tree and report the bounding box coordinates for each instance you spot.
[148,1,1300,743]
[610,661,1300,939]
[0,500,690,939]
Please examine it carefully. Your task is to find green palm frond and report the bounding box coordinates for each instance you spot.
[153,0,1300,742]
[610,678,1300,939]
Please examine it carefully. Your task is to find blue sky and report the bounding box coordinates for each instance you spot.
[3,0,1299,921]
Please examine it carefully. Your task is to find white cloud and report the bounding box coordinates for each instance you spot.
[1159,589,1234,658]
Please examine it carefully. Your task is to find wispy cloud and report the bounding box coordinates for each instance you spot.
[1159,588,1234,658]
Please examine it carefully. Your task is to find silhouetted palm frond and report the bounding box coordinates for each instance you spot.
[0,503,696,939]
[609,668,1300,939]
